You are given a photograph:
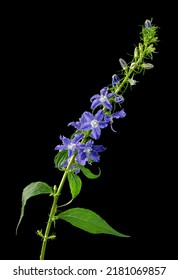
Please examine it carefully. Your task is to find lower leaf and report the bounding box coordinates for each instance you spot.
[16,181,53,234]
[57,207,130,237]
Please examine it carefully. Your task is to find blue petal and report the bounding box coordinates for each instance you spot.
[80,113,88,124]
[83,111,94,121]
[68,150,73,158]
[81,122,92,130]
[91,99,101,110]
[119,109,126,118]
[62,137,70,146]
[104,115,111,122]
[92,145,106,152]
[95,109,104,121]
[90,94,100,102]
[100,87,108,96]
[54,144,64,151]
[73,133,84,143]
[108,93,115,98]
[90,151,100,162]
[68,121,81,129]
[99,121,108,128]
[112,111,123,119]
[86,140,94,147]
[103,100,112,110]
[91,127,101,140]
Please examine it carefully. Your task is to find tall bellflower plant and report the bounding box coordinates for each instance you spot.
[16,19,159,260]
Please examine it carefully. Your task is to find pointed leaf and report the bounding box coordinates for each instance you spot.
[58,208,129,237]
[67,172,82,199]
[78,164,101,179]
[16,182,53,234]
[54,150,68,169]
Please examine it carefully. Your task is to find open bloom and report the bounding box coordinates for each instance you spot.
[81,109,108,140]
[77,140,106,165]
[104,109,126,132]
[54,133,84,157]
[90,87,114,110]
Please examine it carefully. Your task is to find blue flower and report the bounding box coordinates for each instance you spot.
[112,74,120,87]
[90,87,114,110]
[54,133,84,157]
[77,140,106,165]
[81,109,108,140]
[104,109,126,132]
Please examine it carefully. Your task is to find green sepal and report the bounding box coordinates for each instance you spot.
[16,182,53,234]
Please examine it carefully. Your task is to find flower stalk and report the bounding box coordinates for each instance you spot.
[16,19,159,260]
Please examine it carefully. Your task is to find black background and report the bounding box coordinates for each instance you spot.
[1,3,177,260]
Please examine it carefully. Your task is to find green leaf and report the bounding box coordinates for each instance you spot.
[78,164,101,179]
[58,208,129,237]
[54,150,68,169]
[16,182,53,234]
[67,172,82,199]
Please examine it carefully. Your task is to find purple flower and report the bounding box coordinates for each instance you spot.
[112,74,120,87]
[104,109,126,132]
[81,109,108,140]
[54,133,84,157]
[90,87,114,110]
[77,140,106,165]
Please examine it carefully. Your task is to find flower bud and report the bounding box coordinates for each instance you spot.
[139,43,143,53]
[119,58,127,69]
[112,74,120,86]
[129,77,136,86]
[131,62,136,68]
[142,63,154,69]
[145,19,152,28]
[134,47,139,59]
[147,44,156,53]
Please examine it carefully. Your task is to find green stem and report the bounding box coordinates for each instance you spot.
[115,43,148,95]
[40,154,75,260]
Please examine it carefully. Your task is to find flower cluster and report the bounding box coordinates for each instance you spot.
[55,19,158,173]
[55,75,127,172]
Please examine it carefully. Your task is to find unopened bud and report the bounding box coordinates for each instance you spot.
[119,58,127,70]
[142,63,154,69]
[129,77,137,86]
[112,74,120,86]
[134,47,139,59]
[147,44,156,53]
[145,19,152,28]
[139,43,143,53]
[131,62,136,68]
